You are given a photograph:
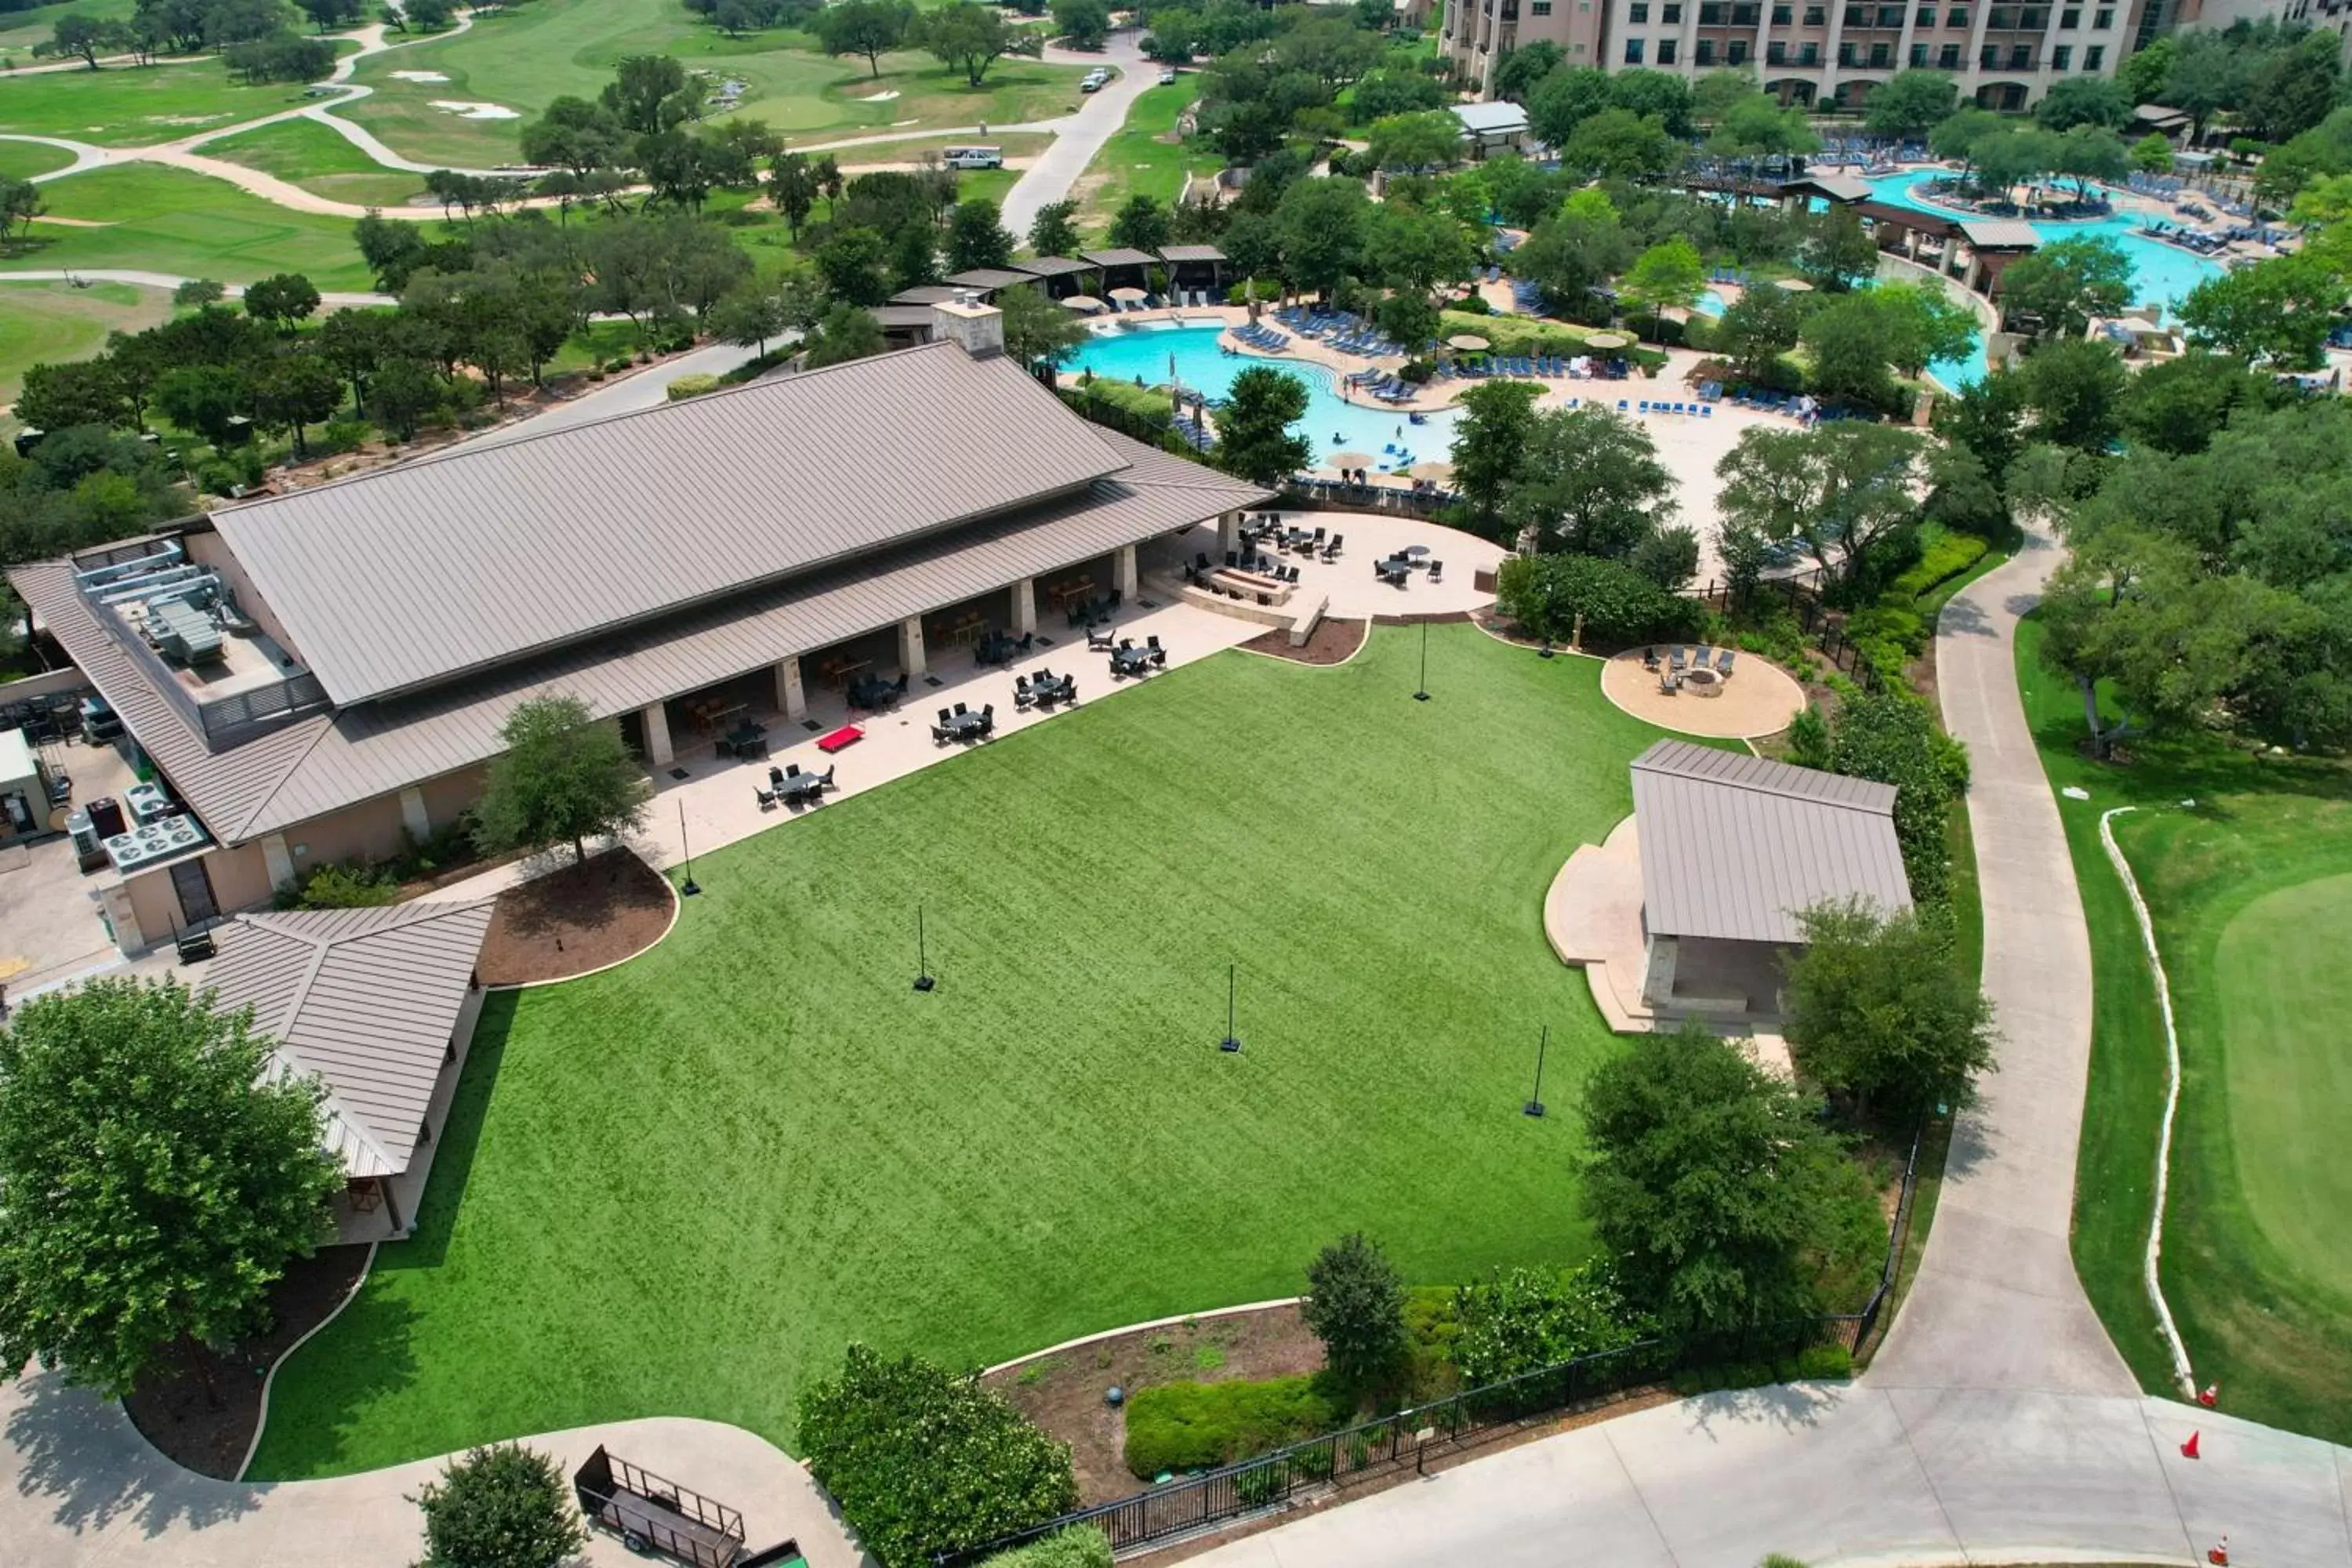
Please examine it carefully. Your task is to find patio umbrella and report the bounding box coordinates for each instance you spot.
[1327,450,1374,469]
[1446,333,1491,352]
[1582,332,1629,350]
[1062,294,1105,313]
[1109,285,1148,303]
[1774,277,1816,293]
[2117,315,2163,336]
[1411,460,1456,482]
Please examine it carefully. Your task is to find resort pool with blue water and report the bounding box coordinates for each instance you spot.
[1067,323,1457,469]
[1697,288,1732,318]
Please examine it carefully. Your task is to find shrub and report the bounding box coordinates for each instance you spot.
[1449,1262,1649,1386]
[800,1345,1077,1568]
[1795,1343,1853,1380]
[1225,276,1286,305]
[1301,1232,1409,1388]
[1888,528,1987,600]
[412,1443,583,1568]
[1496,554,1705,648]
[274,859,398,910]
[1120,1375,1351,1478]
[315,419,372,456]
[977,1528,1114,1568]
[665,372,722,401]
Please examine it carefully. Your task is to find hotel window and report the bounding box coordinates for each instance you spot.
[1843,5,1867,24]
[1700,1,1724,20]
[1732,2,1760,23]
[1979,42,1998,64]
[1803,4,1825,21]
[1663,3,1682,20]
[1837,40,1856,62]
[1729,37,1749,59]
[1939,41,1959,64]
[1870,39,1890,62]
[1629,2,1648,19]
[2084,42,2103,65]
[2060,5,2079,22]
[2009,41,2032,64]
[1799,39,1819,61]
[2052,42,2070,65]
[1625,35,1645,59]
[1911,40,1929,62]
[1697,38,1717,59]
[1769,38,1789,60]
[1773,3,1791,20]
[1917,5,1936,22]
[1658,35,1679,59]
[2021,6,2046,26]
[1947,7,1967,26]
[1878,6,1904,27]
[1987,6,2013,26]
[2092,3,2111,20]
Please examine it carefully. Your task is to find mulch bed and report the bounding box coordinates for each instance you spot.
[122,1244,372,1479]
[476,848,674,985]
[1241,618,1367,666]
[984,1305,1327,1506]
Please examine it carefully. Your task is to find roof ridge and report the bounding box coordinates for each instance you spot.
[1632,743,1894,814]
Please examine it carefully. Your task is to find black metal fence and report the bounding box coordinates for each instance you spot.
[943,1127,1927,1566]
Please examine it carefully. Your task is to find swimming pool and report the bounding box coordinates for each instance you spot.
[1697,288,1731,318]
[1066,323,1459,468]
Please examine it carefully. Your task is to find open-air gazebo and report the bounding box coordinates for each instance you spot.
[1080,248,1158,299]
[1158,244,1227,301]
[1012,256,1094,300]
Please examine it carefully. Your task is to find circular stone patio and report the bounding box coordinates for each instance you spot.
[1598,647,1805,739]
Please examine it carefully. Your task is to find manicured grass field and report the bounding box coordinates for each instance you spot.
[0,0,133,55]
[0,136,76,178]
[0,57,312,145]
[0,278,173,412]
[17,165,380,290]
[200,117,430,209]
[2019,615,2352,1445]
[1073,78,1216,238]
[339,0,1087,169]
[252,626,1682,1477]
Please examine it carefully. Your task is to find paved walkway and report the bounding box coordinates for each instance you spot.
[1000,32,1155,238]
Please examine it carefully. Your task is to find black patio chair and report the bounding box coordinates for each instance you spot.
[978,703,996,735]
[755,786,778,810]
[1323,532,1345,560]
[1428,560,1443,583]
[768,764,787,790]
[1642,647,1659,670]
[1087,628,1116,652]
[1014,676,1034,708]
[953,701,968,716]
[931,720,953,743]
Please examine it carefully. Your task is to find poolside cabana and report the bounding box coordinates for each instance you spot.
[1853,201,1962,270]
[1955,219,2041,297]
[1778,172,1872,210]
[943,268,1036,302]
[1158,244,1227,301]
[1080,248,1158,298]
[1012,256,1094,300]
[1450,100,1529,159]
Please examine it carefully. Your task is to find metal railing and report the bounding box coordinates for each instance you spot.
[945,1127,1926,1566]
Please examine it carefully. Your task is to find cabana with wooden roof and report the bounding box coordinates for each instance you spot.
[1158,243,1227,299]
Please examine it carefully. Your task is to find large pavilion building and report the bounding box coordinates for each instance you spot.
[11,304,1272,960]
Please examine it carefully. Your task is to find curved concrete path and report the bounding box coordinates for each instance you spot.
[1001,31,1156,237]
[1187,526,2352,1568]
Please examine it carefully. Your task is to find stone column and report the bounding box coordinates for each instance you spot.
[398,786,430,843]
[1218,510,1242,557]
[898,615,927,678]
[1113,544,1139,600]
[262,832,295,891]
[1641,935,1680,1007]
[775,658,807,722]
[641,702,673,768]
[1011,579,1036,637]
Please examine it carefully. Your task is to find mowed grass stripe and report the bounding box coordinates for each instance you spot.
[252,626,1685,1477]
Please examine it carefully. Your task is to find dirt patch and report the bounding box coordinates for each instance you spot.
[984,1306,1327,1505]
[1241,617,1366,666]
[122,1244,371,1479]
[476,848,673,985]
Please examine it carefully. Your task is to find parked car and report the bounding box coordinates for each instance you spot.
[1080,69,1109,91]
[1158,68,1178,85]
[942,145,1004,169]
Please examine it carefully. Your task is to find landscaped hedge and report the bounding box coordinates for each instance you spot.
[1439,310,1668,373]
[977,1528,1113,1568]
[1496,554,1707,649]
[1120,1374,1352,1479]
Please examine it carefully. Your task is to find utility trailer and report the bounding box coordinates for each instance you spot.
[572,1446,804,1568]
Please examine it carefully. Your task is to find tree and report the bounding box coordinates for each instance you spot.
[1510,187,1631,317]
[1027,199,1081,260]
[2020,336,2129,453]
[1714,284,1805,383]
[916,2,1021,86]
[1504,405,1677,559]
[1995,233,2132,338]
[14,358,130,433]
[1526,64,1616,151]
[1784,900,1996,1123]
[815,227,892,307]
[996,283,1083,368]
[1969,125,2062,199]
[1214,365,1311,486]
[2119,350,2270,457]
[35,13,132,67]
[296,0,362,30]
[1820,688,1971,903]
[1300,1232,1408,1387]
[412,1443,584,1568]
[1491,42,1562,103]
[473,694,652,866]
[251,348,343,456]
[1800,295,1900,410]
[1274,177,1370,299]
[802,301,887,367]
[601,54,693,136]
[815,0,913,76]
[2131,132,2176,174]
[368,357,445,440]
[800,1344,1076,1568]
[2248,28,2342,142]
[1448,379,1544,539]
[2178,250,2343,368]
[1367,202,1472,299]
[1621,237,1702,340]
[2119,35,2174,105]
[1707,92,1821,169]
[521,95,631,178]
[1559,108,1684,183]
[946,197,1014,273]
[242,270,321,331]
[1583,1025,1876,1333]
[1715,423,1924,591]
[1799,205,1880,292]
[2034,74,2129,132]
[1051,0,1107,48]
[1107,193,1172,255]
[1863,69,1958,141]
[0,976,338,1400]
[1364,109,1464,172]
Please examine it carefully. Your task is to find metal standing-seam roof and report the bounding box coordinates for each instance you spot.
[209,342,1130,707]
[1630,740,1911,946]
[1080,248,1158,268]
[1958,218,2042,251]
[205,899,495,1178]
[1786,172,1873,204]
[943,267,1036,292]
[1156,244,1226,263]
[1011,256,1094,279]
[1451,100,1530,137]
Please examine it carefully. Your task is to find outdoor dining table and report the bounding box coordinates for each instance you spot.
[817,656,869,689]
[1109,647,1152,676]
[719,720,768,759]
[1401,545,1430,559]
[847,677,895,710]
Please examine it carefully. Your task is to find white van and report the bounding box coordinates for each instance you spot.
[943,146,1004,169]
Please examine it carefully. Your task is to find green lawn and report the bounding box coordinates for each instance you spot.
[13,164,381,290]
[0,57,315,145]
[252,626,1686,1477]
[1072,78,1215,238]
[200,117,430,209]
[338,0,1087,169]
[0,0,133,56]
[0,136,76,178]
[0,278,173,412]
[2017,615,2352,1445]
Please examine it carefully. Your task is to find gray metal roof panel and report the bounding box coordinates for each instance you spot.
[1630,740,1910,944]
[1080,248,1157,267]
[1157,245,1226,263]
[1958,218,2042,250]
[944,268,1033,289]
[206,900,494,1177]
[209,343,1131,706]
[1014,256,1094,278]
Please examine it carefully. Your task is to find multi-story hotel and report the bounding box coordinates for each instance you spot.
[1440,0,2152,110]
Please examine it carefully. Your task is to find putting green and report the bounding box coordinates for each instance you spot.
[2213,872,2352,1301]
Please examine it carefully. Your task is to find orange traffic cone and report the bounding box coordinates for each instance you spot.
[2199,1383,2220,1407]
[2208,1536,2230,1566]
[2182,1431,2201,1459]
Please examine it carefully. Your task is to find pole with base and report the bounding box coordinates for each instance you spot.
[1414,620,1430,702]
[678,802,699,896]
[913,902,935,992]
[1218,962,1241,1052]
[1524,1024,1549,1117]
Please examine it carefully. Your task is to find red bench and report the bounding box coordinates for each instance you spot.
[816,724,864,754]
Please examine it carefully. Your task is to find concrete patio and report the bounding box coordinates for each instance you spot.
[1599,644,1806,740]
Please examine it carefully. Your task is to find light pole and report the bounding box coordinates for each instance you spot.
[1218,962,1241,1052]
[1523,1024,1549,1118]
[1414,620,1430,702]
[913,902,935,993]
[677,802,699,897]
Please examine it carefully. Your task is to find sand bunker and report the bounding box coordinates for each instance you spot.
[390,69,450,82]
[856,89,900,100]
[431,100,521,120]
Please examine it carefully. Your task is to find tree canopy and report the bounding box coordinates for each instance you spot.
[1784,900,1998,1123]
[473,694,652,866]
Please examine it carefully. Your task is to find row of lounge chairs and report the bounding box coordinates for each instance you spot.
[1341,367,1417,403]
[1616,398,1715,419]
[1441,354,1574,379]
[1270,307,1403,358]
[1232,321,1291,351]
[1649,645,1737,676]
